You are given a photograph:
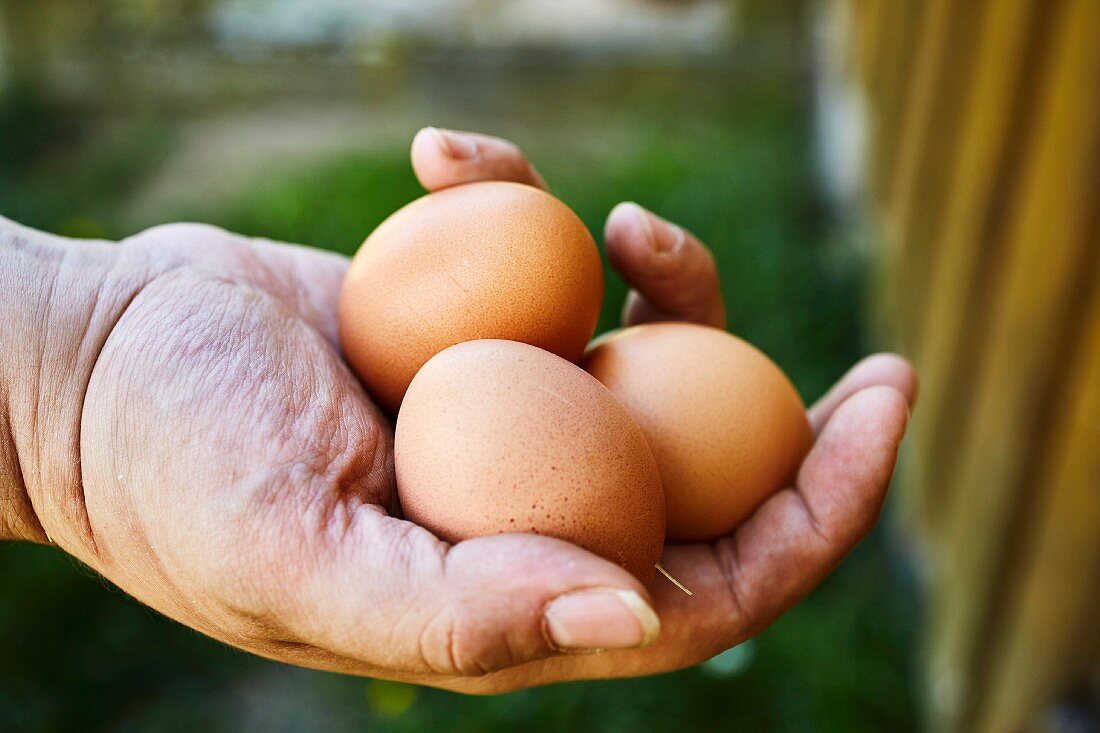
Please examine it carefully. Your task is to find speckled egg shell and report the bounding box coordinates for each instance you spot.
[395,339,665,582]
[583,323,813,542]
[339,181,604,413]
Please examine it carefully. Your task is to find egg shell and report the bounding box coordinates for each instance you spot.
[582,323,813,542]
[339,181,604,413]
[395,339,666,582]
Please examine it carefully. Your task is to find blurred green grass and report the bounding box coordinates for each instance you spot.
[0,79,919,732]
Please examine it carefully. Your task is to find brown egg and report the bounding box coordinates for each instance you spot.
[339,181,604,413]
[582,323,812,542]
[395,339,665,582]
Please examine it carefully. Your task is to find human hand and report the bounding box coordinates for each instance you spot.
[0,129,916,693]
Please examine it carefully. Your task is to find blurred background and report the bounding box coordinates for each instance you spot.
[0,1,1096,731]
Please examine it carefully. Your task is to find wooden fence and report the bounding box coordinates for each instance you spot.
[840,0,1100,730]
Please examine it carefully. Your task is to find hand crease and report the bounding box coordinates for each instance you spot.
[713,539,751,635]
[75,265,183,560]
[793,486,831,547]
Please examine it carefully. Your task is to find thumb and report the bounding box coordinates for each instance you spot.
[281,508,661,678]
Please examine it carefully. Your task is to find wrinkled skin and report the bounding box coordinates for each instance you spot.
[0,129,916,693]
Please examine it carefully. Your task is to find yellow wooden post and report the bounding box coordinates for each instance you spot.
[908,0,1039,542]
[929,0,1100,726]
[883,0,982,351]
[865,0,921,206]
[975,234,1100,732]
[839,0,1100,730]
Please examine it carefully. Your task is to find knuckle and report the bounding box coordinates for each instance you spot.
[648,244,722,316]
[417,608,511,678]
[712,540,758,637]
[124,223,255,266]
[128,222,231,245]
[647,245,692,283]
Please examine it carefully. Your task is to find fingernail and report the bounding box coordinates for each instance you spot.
[543,588,660,652]
[427,127,478,160]
[626,203,682,254]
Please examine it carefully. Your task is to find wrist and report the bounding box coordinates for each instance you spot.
[0,390,31,542]
[0,222,64,543]
[0,218,136,554]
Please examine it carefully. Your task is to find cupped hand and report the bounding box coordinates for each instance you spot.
[16,128,916,693]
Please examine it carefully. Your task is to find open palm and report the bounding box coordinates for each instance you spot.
[26,129,916,693]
